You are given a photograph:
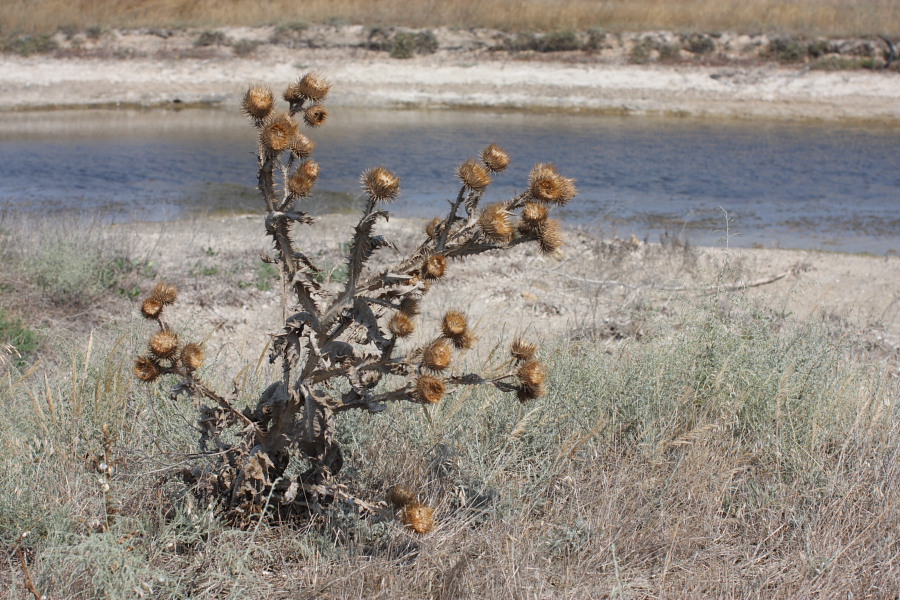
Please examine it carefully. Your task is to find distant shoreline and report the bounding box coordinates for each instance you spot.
[1,26,899,121]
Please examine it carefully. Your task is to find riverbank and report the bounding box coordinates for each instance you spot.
[1,25,899,120]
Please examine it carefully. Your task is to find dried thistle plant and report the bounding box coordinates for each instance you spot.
[133,72,576,525]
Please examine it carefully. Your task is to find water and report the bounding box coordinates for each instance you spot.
[1,107,898,253]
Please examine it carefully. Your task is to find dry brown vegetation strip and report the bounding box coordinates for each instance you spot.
[3,0,900,36]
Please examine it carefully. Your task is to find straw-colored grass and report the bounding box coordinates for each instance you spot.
[3,287,899,598]
[3,0,900,37]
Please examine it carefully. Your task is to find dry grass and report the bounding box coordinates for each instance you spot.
[2,252,900,598]
[3,0,900,37]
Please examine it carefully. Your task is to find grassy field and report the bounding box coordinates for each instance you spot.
[2,0,900,37]
[2,216,900,598]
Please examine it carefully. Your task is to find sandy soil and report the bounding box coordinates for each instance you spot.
[1,25,899,120]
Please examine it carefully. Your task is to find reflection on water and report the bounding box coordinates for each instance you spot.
[1,107,898,253]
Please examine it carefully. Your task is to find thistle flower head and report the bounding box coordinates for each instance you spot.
[150,282,177,305]
[441,311,468,340]
[134,356,161,382]
[389,312,415,338]
[457,158,491,191]
[180,342,204,371]
[284,72,331,103]
[303,105,328,128]
[288,160,320,198]
[401,501,435,534]
[537,219,564,254]
[425,217,442,240]
[415,375,446,404]
[521,201,550,230]
[149,330,179,359]
[517,382,546,402]
[481,143,510,172]
[361,166,400,202]
[388,485,416,508]
[511,337,537,362]
[141,297,163,320]
[289,133,314,159]
[479,203,515,243]
[422,338,452,372]
[517,359,546,388]
[242,85,274,120]
[423,255,447,280]
[528,163,577,205]
[261,112,299,152]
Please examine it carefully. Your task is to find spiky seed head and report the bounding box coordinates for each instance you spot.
[528,163,577,205]
[425,217,442,240]
[389,312,416,338]
[288,160,320,198]
[415,375,446,404]
[422,338,452,372]
[423,255,446,280]
[481,143,510,172]
[284,72,331,103]
[149,330,179,359]
[537,219,564,254]
[261,112,299,152]
[517,382,546,402]
[289,133,314,159]
[456,331,477,350]
[242,85,274,120]
[134,356,161,382]
[511,338,537,362]
[441,311,468,340]
[388,485,416,508]
[180,342,204,371]
[399,296,420,316]
[457,158,491,191]
[150,282,177,305]
[362,166,400,202]
[479,203,514,242]
[401,502,435,534]
[517,360,546,388]
[141,297,163,319]
[303,105,328,127]
[521,201,550,229]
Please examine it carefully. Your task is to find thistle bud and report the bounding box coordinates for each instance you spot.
[180,342,205,372]
[289,133,315,159]
[423,255,446,280]
[479,203,514,242]
[457,159,491,191]
[288,160,320,198]
[399,296,420,316]
[528,163,577,205]
[481,143,510,172]
[303,105,328,128]
[425,217,442,240]
[388,485,416,508]
[134,356,161,382]
[517,382,546,402]
[517,360,546,388]
[150,282,177,305]
[422,339,452,372]
[400,502,435,534]
[361,166,400,202]
[284,72,331,103]
[149,330,179,359]
[441,311,468,341]
[520,201,550,231]
[415,375,446,404]
[141,297,163,320]
[511,338,537,362]
[389,312,415,338]
[261,113,299,152]
[537,219,564,254]
[241,85,274,120]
